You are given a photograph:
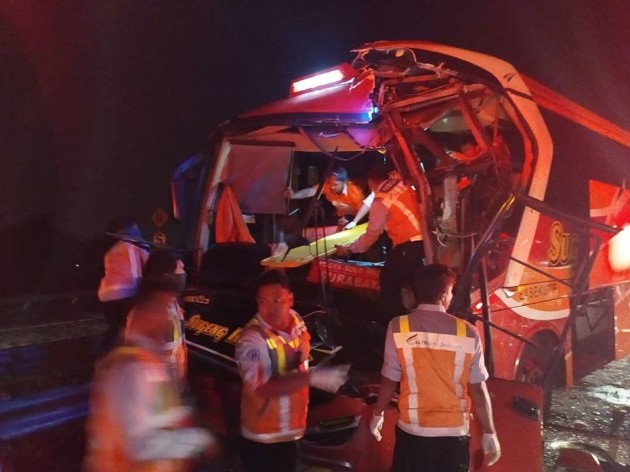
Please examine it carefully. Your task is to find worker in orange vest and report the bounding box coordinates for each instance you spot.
[369,264,501,472]
[85,272,217,472]
[336,163,425,320]
[98,217,149,350]
[235,270,350,472]
[287,166,368,229]
[124,250,188,390]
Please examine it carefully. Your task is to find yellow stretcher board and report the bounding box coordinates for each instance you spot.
[261,223,368,268]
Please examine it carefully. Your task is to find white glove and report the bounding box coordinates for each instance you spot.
[369,412,384,441]
[343,221,357,230]
[482,433,501,466]
[309,364,351,393]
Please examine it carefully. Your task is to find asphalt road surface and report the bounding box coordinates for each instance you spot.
[543,356,630,469]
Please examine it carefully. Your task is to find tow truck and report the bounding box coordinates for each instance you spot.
[171,41,630,471]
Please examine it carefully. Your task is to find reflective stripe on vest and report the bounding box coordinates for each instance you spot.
[241,314,309,442]
[394,314,474,436]
[97,242,148,302]
[249,313,305,376]
[85,346,181,472]
[376,180,423,246]
[103,347,180,411]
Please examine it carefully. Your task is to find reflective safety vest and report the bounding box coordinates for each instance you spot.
[376,179,423,247]
[125,301,188,389]
[84,347,184,472]
[98,241,149,302]
[322,181,366,216]
[167,302,188,388]
[393,314,475,437]
[240,313,310,443]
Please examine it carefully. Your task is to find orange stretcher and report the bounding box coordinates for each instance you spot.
[261,223,368,268]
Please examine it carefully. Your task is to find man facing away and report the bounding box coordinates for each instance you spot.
[235,269,350,472]
[369,264,501,472]
[85,273,216,472]
[336,163,425,320]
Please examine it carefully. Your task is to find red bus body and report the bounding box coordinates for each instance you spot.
[176,41,629,471]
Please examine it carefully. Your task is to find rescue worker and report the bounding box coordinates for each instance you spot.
[84,272,217,472]
[235,269,350,472]
[341,191,374,230]
[124,250,188,389]
[335,163,424,320]
[97,217,149,350]
[286,166,367,229]
[369,264,501,471]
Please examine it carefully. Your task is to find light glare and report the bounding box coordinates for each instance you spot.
[291,69,344,94]
[609,225,630,272]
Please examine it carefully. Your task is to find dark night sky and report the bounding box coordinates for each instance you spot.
[1,1,628,293]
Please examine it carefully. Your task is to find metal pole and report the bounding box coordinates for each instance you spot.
[477,258,494,376]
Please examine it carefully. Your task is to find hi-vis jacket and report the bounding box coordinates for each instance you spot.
[84,335,212,472]
[165,301,188,388]
[348,179,422,254]
[381,304,488,437]
[125,300,188,389]
[235,311,310,443]
[98,241,149,302]
[322,180,366,217]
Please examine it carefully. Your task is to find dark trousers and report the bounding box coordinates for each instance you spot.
[379,240,424,322]
[100,298,133,353]
[392,427,470,472]
[239,436,299,472]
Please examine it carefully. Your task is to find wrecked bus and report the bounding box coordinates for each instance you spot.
[171,41,630,471]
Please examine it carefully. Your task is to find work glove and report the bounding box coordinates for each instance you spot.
[369,412,384,442]
[482,433,501,466]
[309,364,351,393]
[343,221,357,230]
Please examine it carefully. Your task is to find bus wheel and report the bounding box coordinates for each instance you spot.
[516,331,565,418]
